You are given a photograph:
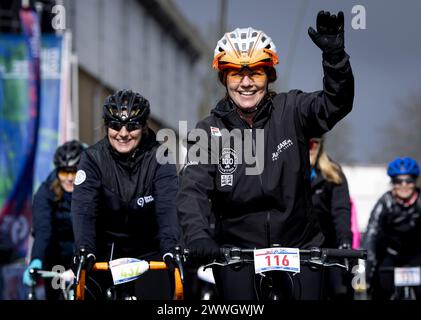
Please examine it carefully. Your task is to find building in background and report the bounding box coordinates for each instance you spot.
[0,0,209,299]
[63,0,209,144]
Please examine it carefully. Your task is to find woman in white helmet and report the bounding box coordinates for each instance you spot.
[178,11,354,300]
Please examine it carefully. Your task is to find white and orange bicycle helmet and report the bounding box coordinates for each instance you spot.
[213,27,279,71]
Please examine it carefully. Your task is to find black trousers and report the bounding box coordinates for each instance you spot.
[212,263,323,300]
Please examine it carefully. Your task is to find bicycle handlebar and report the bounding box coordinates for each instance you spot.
[299,247,367,260]
[184,246,367,272]
[184,246,367,260]
[75,260,183,300]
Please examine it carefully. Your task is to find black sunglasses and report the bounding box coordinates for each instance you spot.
[106,120,142,132]
[392,177,416,185]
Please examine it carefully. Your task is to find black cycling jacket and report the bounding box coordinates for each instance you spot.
[31,170,74,267]
[311,167,352,247]
[363,190,421,283]
[177,54,354,249]
[71,130,180,260]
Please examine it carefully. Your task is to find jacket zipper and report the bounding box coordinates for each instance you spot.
[252,127,270,246]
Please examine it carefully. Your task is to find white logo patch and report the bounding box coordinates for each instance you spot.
[137,198,144,207]
[137,195,154,207]
[210,126,222,137]
[221,175,233,187]
[74,170,86,186]
[272,139,294,161]
[218,148,238,174]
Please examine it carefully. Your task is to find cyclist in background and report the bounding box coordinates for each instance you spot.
[177,11,354,300]
[71,90,180,300]
[23,140,85,299]
[363,157,421,299]
[309,136,353,300]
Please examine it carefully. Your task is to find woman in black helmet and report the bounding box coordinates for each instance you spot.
[23,140,86,300]
[71,90,180,300]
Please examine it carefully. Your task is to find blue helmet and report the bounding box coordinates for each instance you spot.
[387,157,420,178]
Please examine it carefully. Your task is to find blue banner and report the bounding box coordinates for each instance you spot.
[0,8,41,259]
[34,35,65,190]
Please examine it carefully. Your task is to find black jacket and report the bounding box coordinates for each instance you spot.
[177,54,354,249]
[31,170,74,267]
[71,130,180,260]
[363,190,421,282]
[311,167,352,247]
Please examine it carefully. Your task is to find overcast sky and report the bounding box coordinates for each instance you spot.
[172,0,421,164]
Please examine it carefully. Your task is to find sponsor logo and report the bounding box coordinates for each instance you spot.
[272,139,293,161]
[221,174,233,187]
[137,195,154,207]
[210,126,222,137]
[218,148,238,174]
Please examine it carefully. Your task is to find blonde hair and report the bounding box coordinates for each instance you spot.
[311,141,343,185]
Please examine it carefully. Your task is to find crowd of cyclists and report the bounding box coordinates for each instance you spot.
[19,10,421,301]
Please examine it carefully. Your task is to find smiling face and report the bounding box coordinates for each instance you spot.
[107,125,142,154]
[392,174,417,200]
[226,67,268,111]
[58,169,77,192]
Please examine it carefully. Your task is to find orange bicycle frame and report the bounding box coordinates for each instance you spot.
[75,261,183,300]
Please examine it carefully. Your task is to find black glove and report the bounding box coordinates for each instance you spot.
[188,238,220,260]
[308,10,345,64]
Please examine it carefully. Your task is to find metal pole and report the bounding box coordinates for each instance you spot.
[218,0,227,38]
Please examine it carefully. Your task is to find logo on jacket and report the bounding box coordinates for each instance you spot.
[218,148,238,174]
[137,195,154,207]
[218,148,238,187]
[74,170,86,186]
[272,139,293,161]
[210,126,222,137]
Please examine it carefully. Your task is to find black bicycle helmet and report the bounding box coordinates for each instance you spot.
[54,140,85,169]
[103,89,150,125]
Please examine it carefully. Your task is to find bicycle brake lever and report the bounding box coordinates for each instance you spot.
[323,262,349,271]
[203,258,254,271]
[203,261,228,270]
[75,255,85,285]
[174,253,185,283]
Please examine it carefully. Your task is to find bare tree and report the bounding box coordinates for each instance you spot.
[324,118,355,164]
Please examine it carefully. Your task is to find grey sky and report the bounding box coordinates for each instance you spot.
[173,0,421,164]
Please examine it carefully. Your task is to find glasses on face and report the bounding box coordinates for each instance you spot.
[392,177,416,185]
[226,68,267,84]
[58,168,77,180]
[107,120,142,132]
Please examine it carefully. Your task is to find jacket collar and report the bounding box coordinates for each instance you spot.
[106,128,158,170]
[211,93,274,129]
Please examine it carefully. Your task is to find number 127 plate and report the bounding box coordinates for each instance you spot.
[253,247,300,274]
